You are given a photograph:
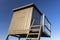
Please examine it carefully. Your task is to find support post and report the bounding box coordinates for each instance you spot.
[6,35,9,40]
[18,37,20,40]
[42,14,45,32]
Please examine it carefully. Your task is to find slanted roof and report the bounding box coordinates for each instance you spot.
[13,3,43,15]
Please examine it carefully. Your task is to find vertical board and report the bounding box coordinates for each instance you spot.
[8,7,33,34]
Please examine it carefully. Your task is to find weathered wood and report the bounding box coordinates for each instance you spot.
[42,14,45,32]
[6,3,51,40]
[8,6,33,34]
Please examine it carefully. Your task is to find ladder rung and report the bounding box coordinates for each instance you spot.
[27,34,38,38]
[31,25,41,27]
[31,27,40,29]
[30,29,39,31]
[26,38,38,39]
[29,29,39,33]
[28,33,39,35]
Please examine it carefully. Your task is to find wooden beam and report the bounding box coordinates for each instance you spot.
[6,35,9,40]
[42,14,45,32]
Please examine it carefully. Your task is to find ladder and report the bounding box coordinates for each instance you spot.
[26,25,42,40]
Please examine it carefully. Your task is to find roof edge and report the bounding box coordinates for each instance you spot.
[13,3,34,11]
[13,3,42,15]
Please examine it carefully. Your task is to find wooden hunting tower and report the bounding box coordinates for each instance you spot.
[6,3,51,40]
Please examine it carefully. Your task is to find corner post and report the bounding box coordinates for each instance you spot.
[42,14,45,32]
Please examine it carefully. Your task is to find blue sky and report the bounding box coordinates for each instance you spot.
[0,0,60,40]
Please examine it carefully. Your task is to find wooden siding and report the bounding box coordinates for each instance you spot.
[8,7,33,34]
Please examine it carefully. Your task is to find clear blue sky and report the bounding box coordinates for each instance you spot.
[0,0,60,40]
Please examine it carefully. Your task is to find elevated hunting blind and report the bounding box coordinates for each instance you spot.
[6,3,51,40]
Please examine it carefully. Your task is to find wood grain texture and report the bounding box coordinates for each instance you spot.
[8,7,33,34]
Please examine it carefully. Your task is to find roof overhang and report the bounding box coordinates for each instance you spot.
[13,3,43,15]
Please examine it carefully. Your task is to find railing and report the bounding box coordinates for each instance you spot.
[42,14,51,36]
[30,14,51,37]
